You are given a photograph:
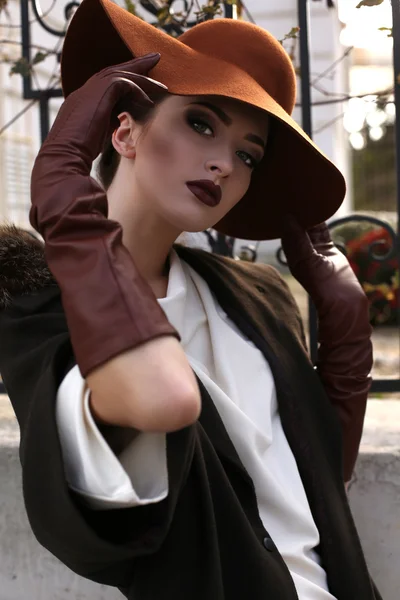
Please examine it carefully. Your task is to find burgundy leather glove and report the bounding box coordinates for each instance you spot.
[30,54,180,377]
[281,217,373,482]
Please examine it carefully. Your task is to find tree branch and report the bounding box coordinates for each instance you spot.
[0,39,58,55]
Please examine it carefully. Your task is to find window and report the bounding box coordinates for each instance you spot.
[0,134,35,228]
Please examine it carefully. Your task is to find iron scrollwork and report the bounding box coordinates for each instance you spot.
[276,214,400,327]
[276,215,398,263]
[138,0,236,35]
[30,0,79,36]
[328,215,399,327]
[20,0,236,142]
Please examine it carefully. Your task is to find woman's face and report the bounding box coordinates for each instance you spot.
[121,94,269,234]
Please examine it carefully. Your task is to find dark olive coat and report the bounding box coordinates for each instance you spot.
[0,228,381,600]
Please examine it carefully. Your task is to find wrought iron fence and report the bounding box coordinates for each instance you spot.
[295,0,400,394]
[0,0,399,395]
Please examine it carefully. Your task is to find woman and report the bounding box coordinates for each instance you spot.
[0,0,379,598]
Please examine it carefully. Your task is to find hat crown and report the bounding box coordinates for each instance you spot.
[179,19,296,114]
[60,0,345,240]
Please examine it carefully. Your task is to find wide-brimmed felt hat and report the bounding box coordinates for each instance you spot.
[61,0,346,241]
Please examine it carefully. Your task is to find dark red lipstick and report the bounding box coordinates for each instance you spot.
[186,180,222,207]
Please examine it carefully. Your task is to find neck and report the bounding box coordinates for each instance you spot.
[107,182,181,288]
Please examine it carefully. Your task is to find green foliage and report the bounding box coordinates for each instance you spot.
[9,57,31,77]
[157,6,174,26]
[378,26,393,38]
[277,26,299,64]
[7,51,48,77]
[278,26,300,45]
[194,0,223,21]
[124,0,138,15]
[356,0,384,7]
[32,51,48,65]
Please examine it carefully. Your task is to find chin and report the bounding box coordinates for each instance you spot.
[173,216,218,234]
[165,207,220,234]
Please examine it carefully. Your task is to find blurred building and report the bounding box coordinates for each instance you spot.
[0,0,63,229]
[338,0,396,217]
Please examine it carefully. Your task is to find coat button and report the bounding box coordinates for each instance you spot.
[263,536,275,552]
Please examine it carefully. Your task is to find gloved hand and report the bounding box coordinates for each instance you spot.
[281,217,373,482]
[30,54,180,377]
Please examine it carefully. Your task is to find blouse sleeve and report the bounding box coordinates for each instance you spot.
[56,365,168,509]
[0,286,195,589]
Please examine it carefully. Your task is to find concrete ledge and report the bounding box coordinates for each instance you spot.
[0,397,399,599]
[348,400,400,600]
[0,445,122,600]
[349,452,400,600]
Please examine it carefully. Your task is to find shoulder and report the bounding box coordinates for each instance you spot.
[175,244,296,307]
[0,224,57,311]
[175,244,307,348]
[0,227,72,406]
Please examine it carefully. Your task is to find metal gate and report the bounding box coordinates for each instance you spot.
[296,0,400,394]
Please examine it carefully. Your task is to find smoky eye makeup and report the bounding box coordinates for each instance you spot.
[185,108,215,130]
[250,148,264,166]
[184,107,263,167]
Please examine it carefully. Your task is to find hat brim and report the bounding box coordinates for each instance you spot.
[61,0,346,241]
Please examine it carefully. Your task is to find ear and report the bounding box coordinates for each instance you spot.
[111,112,141,159]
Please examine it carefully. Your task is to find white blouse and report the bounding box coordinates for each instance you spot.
[56,248,337,600]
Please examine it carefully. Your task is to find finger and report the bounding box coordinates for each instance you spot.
[105,53,161,77]
[123,53,161,74]
[115,85,154,125]
[113,71,168,93]
[107,79,156,124]
[281,214,315,267]
[113,75,166,127]
[98,75,164,124]
[102,70,168,101]
[307,222,332,246]
[122,76,166,104]
[96,78,154,143]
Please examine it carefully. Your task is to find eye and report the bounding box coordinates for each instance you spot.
[186,111,260,169]
[187,116,214,137]
[236,150,258,169]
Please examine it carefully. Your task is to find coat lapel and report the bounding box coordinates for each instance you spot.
[176,245,376,600]
[175,244,313,478]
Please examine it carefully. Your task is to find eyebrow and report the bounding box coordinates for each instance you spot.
[188,101,266,150]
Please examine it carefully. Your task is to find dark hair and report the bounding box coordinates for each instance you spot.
[97,92,167,190]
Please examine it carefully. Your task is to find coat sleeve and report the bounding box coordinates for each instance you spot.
[0,286,195,589]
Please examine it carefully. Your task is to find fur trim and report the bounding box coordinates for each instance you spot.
[0,224,55,310]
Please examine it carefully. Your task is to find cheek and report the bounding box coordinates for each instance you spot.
[227,170,252,206]
[139,125,189,175]
[142,129,170,165]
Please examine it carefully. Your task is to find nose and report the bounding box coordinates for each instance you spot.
[205,155,233,179]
